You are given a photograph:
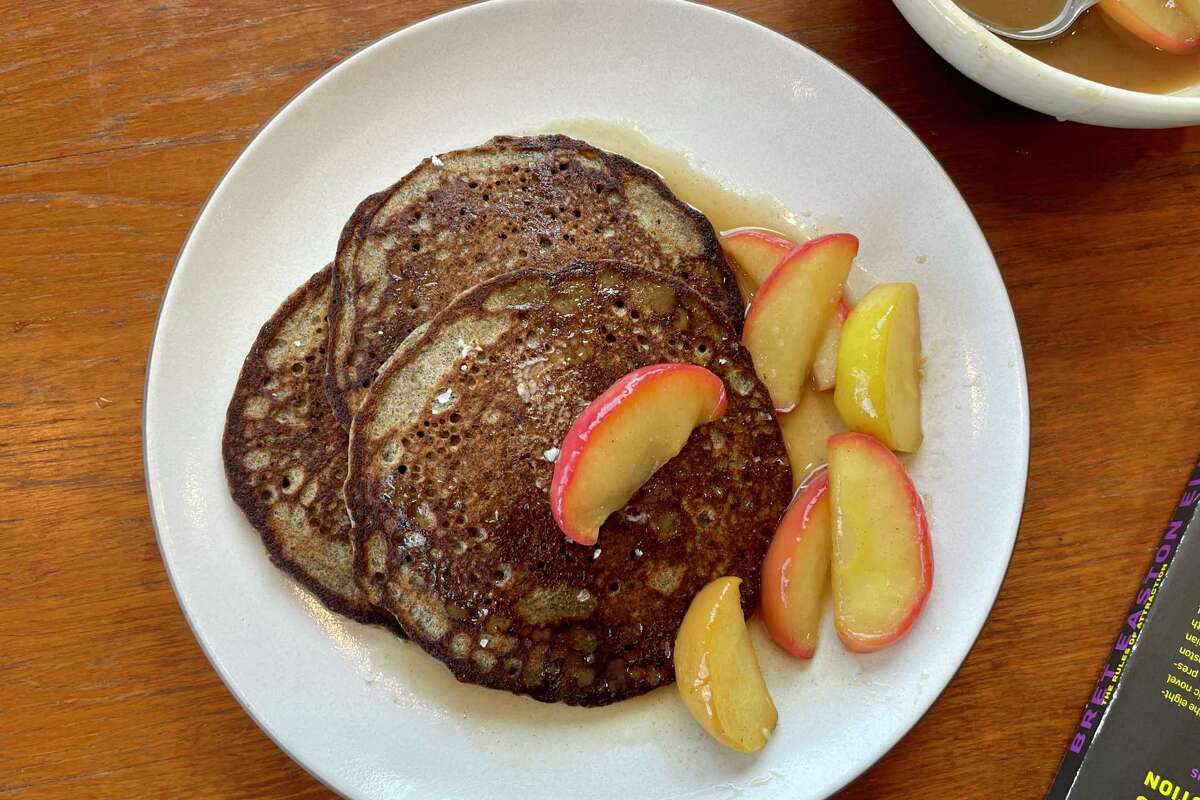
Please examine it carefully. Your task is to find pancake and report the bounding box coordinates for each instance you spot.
[221,266,397,629]
[324,134,743,428]
[345,262,791,705]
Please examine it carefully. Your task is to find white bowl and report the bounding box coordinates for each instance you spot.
[893,0,1200,127]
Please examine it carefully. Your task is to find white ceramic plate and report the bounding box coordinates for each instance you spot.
[145,1,1029,798]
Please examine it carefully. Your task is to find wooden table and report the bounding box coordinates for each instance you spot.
[4,1,1199,797]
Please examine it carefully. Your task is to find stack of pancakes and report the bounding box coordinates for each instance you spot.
[223,135,792,706]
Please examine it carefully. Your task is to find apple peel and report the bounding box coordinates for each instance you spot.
[761,471,832,659]
[550,363,727,546]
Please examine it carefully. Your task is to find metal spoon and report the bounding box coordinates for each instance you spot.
[960,0,1100,41]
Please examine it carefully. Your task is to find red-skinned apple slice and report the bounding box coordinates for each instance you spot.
[551,363,727,546]
[828,432,932,653]
[719,228,793,303]
[743,233,858,412]
[719,229,852,379]
[811,296,850,391]
[1100,0,1200,53]
[761,472,831,659]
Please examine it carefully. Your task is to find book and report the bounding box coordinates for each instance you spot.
[1047,457,1200,799]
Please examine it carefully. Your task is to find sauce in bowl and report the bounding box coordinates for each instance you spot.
[956,0,1200,93]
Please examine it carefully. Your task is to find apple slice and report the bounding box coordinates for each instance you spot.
[743,233,858,413]
[834,283,923,453]
[675,576,778,752]
[777,388,846,490]
[551,363,727,546]
[719,228,793,303]
[811,296,850,391]
[828,433,932,653]
[761,472,831,659]
[1099,0,1200,53]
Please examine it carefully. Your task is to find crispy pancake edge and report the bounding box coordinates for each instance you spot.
[222,265,402,632]
[324,133,743,429]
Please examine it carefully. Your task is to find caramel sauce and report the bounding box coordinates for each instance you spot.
[956,0,1200,94]
[535,118,814,244]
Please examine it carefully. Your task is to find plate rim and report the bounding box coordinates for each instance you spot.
[143,1,1031,797]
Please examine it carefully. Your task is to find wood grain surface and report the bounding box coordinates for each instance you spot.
[3,1,1199,797]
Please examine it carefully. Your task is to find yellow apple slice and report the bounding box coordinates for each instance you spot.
[761,472,831,659]
[828,433,932,653]
[743,234,858,413]
[550,363,727,546]
[1100,0,1200,53]
[675,576,778,752]
[777,388,846,490]
[834,282,922,453]
[719,227,793,304]
[811,296,850,391]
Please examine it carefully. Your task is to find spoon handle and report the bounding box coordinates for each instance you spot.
[962,0,1101,42]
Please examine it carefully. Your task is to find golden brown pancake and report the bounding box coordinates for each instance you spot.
[345,262,790,705]
[324,134,742,428]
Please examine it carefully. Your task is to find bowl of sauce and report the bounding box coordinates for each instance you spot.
[893,0,1200,127]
